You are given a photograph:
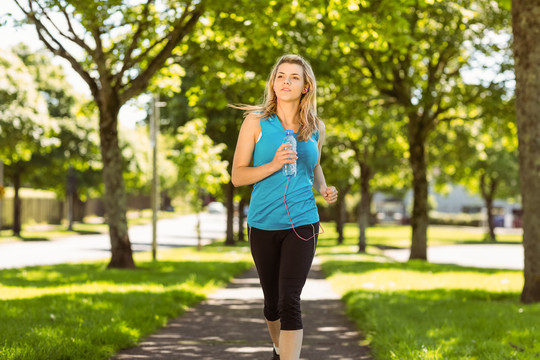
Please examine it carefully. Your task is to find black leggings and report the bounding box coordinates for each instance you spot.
[249,223,319,331]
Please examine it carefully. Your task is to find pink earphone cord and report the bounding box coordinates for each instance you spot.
[283,177,324,241]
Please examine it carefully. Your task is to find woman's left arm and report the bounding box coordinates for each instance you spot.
[313,121,338,204]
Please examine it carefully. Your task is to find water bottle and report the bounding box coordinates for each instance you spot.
[282,130,297,176]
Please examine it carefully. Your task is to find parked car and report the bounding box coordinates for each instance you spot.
[207,202,225,214]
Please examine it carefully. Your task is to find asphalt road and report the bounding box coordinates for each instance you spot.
[0,212,228,269]
[0,215,524,270]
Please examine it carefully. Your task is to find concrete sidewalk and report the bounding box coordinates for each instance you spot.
[112,259,372,360]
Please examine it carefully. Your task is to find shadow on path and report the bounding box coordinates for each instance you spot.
[112,262,372,360]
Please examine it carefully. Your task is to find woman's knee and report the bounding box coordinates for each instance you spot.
[278,291,303,330]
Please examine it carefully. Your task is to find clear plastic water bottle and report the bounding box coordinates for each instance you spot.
[282,130,297,176]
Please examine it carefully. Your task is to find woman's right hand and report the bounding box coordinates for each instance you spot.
[271,143,298,171]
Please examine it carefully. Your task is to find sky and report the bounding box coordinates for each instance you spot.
[0,1,147,129]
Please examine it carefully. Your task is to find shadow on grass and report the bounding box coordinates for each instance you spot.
[0,260,246,288]
[73,229,104,236]
[320,252,538,359]
[20,236,49,242]
[341,287,540,359]
[322,258,519,275]
[0,253,253,360]
[0,289,205,359]
[18,229,103,242]
[454,239,523,245]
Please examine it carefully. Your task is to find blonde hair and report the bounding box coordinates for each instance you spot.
[230,54,320,142]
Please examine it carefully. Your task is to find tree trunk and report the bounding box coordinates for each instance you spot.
[238,197,247,242]
[484,196,496,243]
[334,186,351,245]
[99,104,135,269]
[512,0,540,303]
[480,173,497,243]
[358,164,371,253]
[12,171,21,237]
[225,181,235,245]
[408,130,429,260]
[335,193,346,245]
[335,184,351,245]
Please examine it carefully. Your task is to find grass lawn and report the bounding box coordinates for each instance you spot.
[317,223,538,360]
[0,244,253,360]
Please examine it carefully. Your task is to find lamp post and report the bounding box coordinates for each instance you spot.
[150,93,166,261]
[0,160,3,232]
[67,165,76,231]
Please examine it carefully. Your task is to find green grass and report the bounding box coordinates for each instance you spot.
[317,223,538,360]
[0,245,253,360]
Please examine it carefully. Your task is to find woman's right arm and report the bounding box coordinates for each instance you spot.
[231,113,297,187]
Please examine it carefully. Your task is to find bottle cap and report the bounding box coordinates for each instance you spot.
[285,130,293,135]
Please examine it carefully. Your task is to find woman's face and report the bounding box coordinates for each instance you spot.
[273,63,306,102]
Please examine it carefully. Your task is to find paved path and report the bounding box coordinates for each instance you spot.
[112,259,372,360]
[383,243,523,270]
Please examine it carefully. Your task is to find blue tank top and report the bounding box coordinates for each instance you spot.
[247,113,320,230]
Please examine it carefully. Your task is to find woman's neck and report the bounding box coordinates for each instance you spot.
[276,101,300,132]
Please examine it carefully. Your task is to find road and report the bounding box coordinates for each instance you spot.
[0,215,524,270]
[0,212,228,269]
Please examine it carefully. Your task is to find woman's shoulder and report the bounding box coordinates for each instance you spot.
[240,112,262,140]
[242,113,262,129]
[245,112,261,122]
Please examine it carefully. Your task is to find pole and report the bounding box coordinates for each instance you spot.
[151,93,166,261]
[0,160,3,232]
[151,94,158,261]
[67,166,75,231]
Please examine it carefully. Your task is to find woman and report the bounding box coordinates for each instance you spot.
[231,54,338,360]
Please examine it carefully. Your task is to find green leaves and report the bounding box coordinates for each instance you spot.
[172,118,230,208]
[0,48,50,164]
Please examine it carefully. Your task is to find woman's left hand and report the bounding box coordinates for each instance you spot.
[321,186,338,204]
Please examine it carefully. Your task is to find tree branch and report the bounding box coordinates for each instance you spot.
[119,2,204,104]
[13,0,99,98]
[59,5,93,54]
[91,26,109,84]
[115,0,154,86]
[33,1,93,54]
[350,54,398,100]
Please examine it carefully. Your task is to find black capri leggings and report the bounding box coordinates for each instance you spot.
[249,222,319,331]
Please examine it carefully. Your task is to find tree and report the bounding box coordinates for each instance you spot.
[460,25,517,242]
[319,134,357,245]
[512,0,540,303]
[13,45,103,228]
[167,0,332,244]
[14,0,204,268]
[0,48,50,236]
[329,0,509,259]
[320,67,408,250]
[172,118,230,250]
